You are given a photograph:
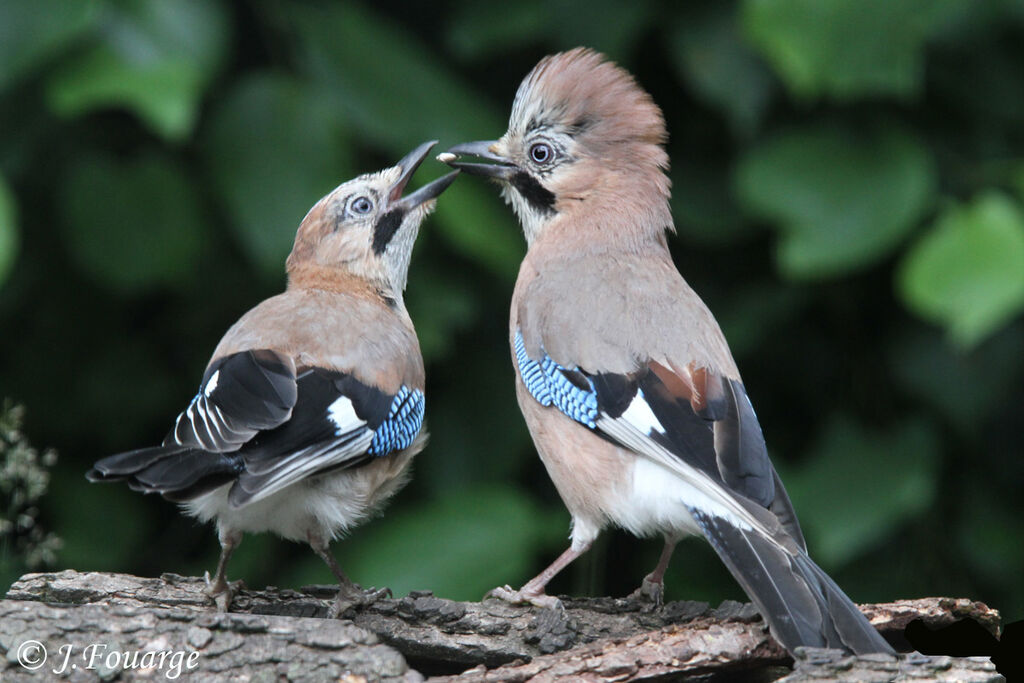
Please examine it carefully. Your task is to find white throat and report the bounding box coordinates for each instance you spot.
[501,184,548,245]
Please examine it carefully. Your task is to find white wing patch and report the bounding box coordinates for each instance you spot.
[596,392,757,533]
[327,396,364,434]
[620,389,664,436]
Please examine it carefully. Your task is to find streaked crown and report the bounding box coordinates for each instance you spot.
[510,48,667,162]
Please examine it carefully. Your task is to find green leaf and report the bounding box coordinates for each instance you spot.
[669,2,775,137]
[0,0,102,92]
[46,0,229,140]
[783,416,939,567]
[330,487,557,600]
[898,192,1024,347]
[742,0,948,100]
[0,175,17,287]
[282,3,505,152]
[202,72,353,276]
[58,152,208,293]
[736,123,935,279]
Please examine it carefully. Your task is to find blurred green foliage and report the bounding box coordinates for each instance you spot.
[1,0,1022,625]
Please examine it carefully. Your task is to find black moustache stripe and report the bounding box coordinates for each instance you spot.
[511,171,556,215]
[372,209,406,255]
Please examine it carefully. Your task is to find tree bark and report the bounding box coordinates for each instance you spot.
[1,570,1005,681]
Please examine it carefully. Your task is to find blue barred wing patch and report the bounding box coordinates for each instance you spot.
[368,386,425,456]
[515,330,598,428]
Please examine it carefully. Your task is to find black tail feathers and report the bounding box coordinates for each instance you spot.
[691,507,893,655]
[88,445,240,502]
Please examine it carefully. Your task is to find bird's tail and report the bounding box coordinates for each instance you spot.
[690,506,893,655]
[87,446,239,502]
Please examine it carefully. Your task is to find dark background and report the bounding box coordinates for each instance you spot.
[2,0,1023,637]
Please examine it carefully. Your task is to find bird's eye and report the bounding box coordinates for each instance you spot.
[350,196,373,215]
[530,142,553,165]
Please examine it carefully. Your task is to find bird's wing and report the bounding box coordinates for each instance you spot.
[227,368,424,507]
[165,349,299,452]
[88,352,424,507]
[514,329,803,544]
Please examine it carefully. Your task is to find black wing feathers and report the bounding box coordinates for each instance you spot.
[714,379,774,508]
[205,349,297,429]
[169,349,297,451]
[89,352,408,507]
[335,373,392,428]
[633,369,720,477]
[588,372,638,418]
[589,364,797,532]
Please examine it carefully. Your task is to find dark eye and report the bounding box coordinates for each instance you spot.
[350,196,373,215]
[530,142,553,165]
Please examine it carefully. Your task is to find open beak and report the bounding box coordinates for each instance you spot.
[389,141,460,210]
[437,140,516,180]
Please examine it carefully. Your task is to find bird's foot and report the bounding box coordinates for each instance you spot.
[627,575,665,610]
[327,584,392,619]
[486,584,563,610]
[203,572,245,613]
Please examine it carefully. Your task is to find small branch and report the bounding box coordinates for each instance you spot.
[2,570,1005,681]
[0,599,412,682]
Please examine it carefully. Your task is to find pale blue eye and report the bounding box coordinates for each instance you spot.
[530,142,553,164]
[350,196,373,214]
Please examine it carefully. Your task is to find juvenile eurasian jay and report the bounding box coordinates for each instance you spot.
[441,49,893,654]
[89,142,457,615]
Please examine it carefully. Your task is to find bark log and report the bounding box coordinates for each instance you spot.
[1,570,1005,681]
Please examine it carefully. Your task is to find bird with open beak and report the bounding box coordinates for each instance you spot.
[89,142,458,616]
[441,48,893,655]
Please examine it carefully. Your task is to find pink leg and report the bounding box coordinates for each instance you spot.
[308,530,390,618]
[205,529,242,612]
[488,543,591,609]
[630,536,678,606]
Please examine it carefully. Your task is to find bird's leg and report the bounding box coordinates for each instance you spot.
[487,542,591,610]
[204,529,243,612]
[307,530,390,618]
[629,536,679,608]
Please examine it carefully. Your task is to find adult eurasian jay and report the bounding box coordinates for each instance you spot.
[89,142,457,615]
[441,49,893,655]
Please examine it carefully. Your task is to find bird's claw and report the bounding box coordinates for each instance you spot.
[204,572,245,613]
[628,576,664,611]
[327,585,392,619]
[486,584,563,610]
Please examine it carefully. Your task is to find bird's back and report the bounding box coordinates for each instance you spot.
[512,237,738,382]
[214,286,424,393]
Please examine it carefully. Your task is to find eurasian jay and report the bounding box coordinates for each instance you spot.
[441,49,893,654]
[89,142,457,615]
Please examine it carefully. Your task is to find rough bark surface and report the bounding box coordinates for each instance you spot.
[1,570,1005,681]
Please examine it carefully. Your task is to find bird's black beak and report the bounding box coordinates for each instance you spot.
[438,140,516,180]
[390,141,460,211]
